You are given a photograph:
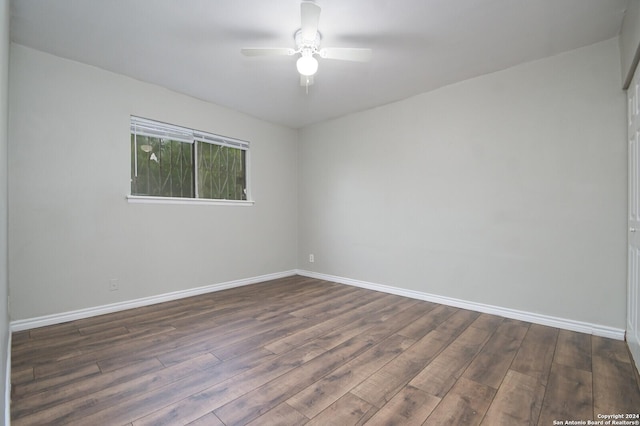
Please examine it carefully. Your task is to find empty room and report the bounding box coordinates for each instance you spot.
[1,0,640,425]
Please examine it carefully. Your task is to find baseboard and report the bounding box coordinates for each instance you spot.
[296,269,626,340]
[10,268,626,341]
[10,270,297,332]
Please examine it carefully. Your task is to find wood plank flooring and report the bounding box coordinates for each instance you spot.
[10,275,640,425]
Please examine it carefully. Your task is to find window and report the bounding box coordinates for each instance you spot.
[130,116,250,204]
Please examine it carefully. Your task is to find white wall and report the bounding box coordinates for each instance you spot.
[8,44,298,320]
[299,38,627,329]
[0,0,9,419]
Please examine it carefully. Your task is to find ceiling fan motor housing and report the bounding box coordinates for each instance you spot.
[295,28,321,54]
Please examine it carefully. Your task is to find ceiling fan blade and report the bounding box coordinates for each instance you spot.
[241,48,295,57]
[319,48,372,62]
[300,1,321,41]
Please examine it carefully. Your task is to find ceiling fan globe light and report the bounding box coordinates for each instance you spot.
[297,55,318,76]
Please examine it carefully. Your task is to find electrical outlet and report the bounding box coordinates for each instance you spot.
[309,254,315,263]
[109,278,119,291]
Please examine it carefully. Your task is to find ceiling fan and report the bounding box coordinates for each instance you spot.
[241,1,372,89]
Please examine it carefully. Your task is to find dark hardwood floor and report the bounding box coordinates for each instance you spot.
[10,275,640,425]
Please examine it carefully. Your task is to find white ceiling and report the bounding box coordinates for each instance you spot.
[9,0,629,129]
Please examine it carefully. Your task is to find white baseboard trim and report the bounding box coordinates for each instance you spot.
[9,268,626,341]
[296,269,626,340]
[10,270,297,332]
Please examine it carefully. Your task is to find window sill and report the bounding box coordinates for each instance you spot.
[127,195,255,206]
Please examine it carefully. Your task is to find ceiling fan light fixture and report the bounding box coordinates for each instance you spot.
[296,54,318,76]
[240,2,372,88]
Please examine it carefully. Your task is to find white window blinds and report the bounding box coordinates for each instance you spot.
[131,116,250,149]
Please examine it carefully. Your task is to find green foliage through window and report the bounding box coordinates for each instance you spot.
[197,142,246,200]
[130,117,249,201]
[130,135,194,198]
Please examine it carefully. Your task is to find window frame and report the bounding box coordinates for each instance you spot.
[127,116,253,206]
